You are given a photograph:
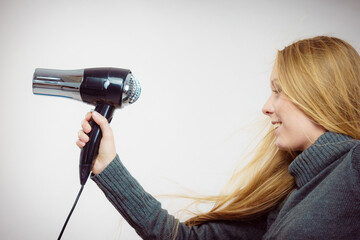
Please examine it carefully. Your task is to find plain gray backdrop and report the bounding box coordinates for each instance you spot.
[1,0,359,239]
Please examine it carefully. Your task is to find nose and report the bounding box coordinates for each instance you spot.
[262,95,274,116]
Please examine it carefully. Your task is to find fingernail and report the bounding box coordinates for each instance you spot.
[85,125,91,133]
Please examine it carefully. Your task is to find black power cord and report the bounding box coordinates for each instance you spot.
[57,185,85,240]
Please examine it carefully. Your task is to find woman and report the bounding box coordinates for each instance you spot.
[77,36,360,239]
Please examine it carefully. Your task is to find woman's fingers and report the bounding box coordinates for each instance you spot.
[90,111,116,175]
[76,130,89,148]
[76,139,86,148]
[77,111,106,149]
[81,119,91,133]
[81,112,93,133]
[76,110,116,174]
[91,111,113,139]
[78,130,89,142]
[85,111,92,121]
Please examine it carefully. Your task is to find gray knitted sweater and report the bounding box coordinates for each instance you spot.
[91,132,360,239]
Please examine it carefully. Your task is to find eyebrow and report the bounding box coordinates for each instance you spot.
[271,78,279,84]
[271,78,279,88]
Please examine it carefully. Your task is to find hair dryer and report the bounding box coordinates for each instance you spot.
[33,67,141,185]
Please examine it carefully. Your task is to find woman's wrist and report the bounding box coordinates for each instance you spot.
[92,154,116,175]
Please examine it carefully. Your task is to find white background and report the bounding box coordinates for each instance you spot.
[1,0,359,239]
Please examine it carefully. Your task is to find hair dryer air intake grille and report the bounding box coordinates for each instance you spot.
[127,75,141,104]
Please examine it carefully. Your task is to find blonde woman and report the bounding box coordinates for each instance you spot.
[77,36,360,239]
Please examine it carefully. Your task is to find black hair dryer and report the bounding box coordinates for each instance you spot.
[33,67,141,185]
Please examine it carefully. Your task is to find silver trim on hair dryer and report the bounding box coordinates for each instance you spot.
[121,74,141,107]
[32,68,84,101]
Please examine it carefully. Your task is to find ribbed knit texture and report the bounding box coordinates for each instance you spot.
[92,132,360,239]
[289,131,357,187]
[264,132,360,239]
[91,156,267,239]
[91,157,161,233]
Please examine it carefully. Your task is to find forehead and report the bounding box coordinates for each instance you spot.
[270,63,278,78]
[270,78,280,87]
[270,63,279,84]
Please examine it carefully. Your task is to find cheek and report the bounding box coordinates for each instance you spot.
[281,104,305,133]
[274,98,293,118]
[274,101,306,148]
[278,106,318,151]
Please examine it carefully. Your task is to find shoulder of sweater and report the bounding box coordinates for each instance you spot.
[350,141,360,170]
[347,141,360,203]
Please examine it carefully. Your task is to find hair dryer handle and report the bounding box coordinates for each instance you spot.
[79,103,115,185]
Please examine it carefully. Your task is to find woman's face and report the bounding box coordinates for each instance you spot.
[262,65,326,151]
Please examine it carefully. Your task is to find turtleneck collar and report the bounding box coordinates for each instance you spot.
[288,131,358,188]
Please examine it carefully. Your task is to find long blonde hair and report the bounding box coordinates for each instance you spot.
[185,36,360,226]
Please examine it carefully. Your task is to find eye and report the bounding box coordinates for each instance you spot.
[271,87,282,94]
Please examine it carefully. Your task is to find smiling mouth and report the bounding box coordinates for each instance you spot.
[273,122,282,130]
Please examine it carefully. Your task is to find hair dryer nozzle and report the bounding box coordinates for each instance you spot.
[32,68,84,101]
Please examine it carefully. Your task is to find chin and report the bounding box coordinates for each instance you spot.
[275,142,286,151]
[275,138,285,149]
[276,144,287,151]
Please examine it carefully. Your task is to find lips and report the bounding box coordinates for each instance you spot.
[272,121,282,130]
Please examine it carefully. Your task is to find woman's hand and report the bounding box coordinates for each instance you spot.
[76,111,116,175]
